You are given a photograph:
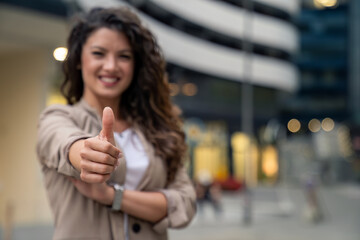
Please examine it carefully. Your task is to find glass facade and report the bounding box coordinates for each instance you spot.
[283,2,348,124]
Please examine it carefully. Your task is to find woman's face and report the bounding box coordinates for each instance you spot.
[81,27,134,104]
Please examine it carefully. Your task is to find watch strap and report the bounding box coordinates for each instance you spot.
[111,183,124,211]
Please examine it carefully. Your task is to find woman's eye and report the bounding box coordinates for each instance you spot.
[92,51,103,56]
[119,55,132,60]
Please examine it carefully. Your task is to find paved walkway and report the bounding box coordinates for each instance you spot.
[169,184,360,240]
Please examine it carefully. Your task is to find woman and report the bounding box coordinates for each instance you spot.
[37,7,196,240]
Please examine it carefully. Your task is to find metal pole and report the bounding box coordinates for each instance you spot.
[241,0,254,225]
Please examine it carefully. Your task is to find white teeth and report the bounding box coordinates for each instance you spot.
[101,77,118,83]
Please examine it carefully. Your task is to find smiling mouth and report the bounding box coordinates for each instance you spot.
[100,77,120,83]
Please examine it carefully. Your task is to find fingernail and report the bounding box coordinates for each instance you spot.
[115,159,120,169]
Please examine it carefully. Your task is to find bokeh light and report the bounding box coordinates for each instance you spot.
[182,83,198,96]
[287,119,301,133]
[314,0,338,8]
[53,47,68,61]
[169,83,179,96]
[322,117,335,132]
[262,145,278,178]
[308,118,321,132]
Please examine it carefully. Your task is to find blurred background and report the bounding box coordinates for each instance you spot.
[0,0,359,239]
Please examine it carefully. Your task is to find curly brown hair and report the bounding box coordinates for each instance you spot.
[61,7,186,183]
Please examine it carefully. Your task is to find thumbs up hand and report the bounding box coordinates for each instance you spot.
[99,107,116,145]
[78,107,121,183]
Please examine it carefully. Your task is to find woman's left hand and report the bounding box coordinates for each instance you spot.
[69,178,114,205]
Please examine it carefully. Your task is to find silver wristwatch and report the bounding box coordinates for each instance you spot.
[110,183,124,211]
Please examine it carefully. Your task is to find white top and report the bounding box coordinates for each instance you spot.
[114,128,149,240]
[115,128,149,190]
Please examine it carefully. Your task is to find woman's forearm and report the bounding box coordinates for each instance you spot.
[71,179,168,222]
[121,190,168,223]
[69,139,85,171]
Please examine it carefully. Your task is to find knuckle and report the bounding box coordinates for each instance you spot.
[79,160,86,169]
[104,174,111,182]
[98,174,107,183]
[100,165,108,174]
[79,149,86,158]
[84,139,90,147]
[102,165,112,174]
[109,157,116,166]
[96,165,104,174]
[80,172,86,181]
[104,144,111,152]
[102,154,111,164]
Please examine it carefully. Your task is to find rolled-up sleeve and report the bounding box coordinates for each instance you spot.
[153,167,197,233]
[36,105,93,178]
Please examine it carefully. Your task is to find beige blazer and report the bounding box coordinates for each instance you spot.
[36,99,196,240]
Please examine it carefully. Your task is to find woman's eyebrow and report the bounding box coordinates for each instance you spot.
[90,46,132,53]
[90,46,106,51]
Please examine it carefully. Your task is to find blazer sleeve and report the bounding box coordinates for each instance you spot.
[153,166,197,233]
[36,104,94,178]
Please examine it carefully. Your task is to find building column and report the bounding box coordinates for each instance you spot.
[349,0,360,124]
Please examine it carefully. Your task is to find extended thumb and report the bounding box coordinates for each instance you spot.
[100,107,115,144]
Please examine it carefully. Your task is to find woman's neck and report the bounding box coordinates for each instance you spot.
[83,96,130,132]
[83,96,119,118]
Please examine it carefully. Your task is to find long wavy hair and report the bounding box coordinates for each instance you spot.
[61,7,186,183]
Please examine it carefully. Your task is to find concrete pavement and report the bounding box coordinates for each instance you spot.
[169,184,360,240]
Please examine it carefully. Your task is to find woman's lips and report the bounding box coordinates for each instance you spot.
[99,76,120,87]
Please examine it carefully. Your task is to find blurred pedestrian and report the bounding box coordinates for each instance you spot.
[36,7,196,240]
[195,170,223,218]
[302,172,324,223]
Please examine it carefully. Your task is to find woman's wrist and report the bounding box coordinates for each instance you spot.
[68,139,85,172]
[104,185,115,206]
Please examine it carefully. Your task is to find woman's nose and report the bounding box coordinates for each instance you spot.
[103,56,117,71]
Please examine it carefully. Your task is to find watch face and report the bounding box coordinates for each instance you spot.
[113,184,123,191]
